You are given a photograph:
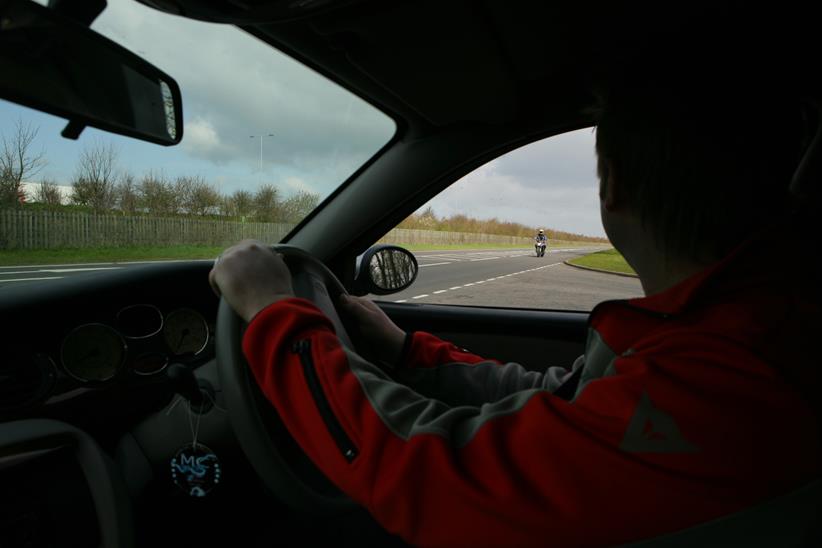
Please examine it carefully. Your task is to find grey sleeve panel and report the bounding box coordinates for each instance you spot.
[346,346,549,448]
[394,354,587,406]
[396,358,557,406]
[573,328,618,401]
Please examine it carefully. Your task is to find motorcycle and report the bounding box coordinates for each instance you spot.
[535,239,546,257]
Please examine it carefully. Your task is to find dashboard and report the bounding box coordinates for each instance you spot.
[0,262,218,430]
[0,261,233,547]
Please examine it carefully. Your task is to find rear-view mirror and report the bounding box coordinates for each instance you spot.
[0,0,183,145]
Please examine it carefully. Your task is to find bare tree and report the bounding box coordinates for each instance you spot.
[230,190,253,218]
[71,142,118,212]
[253,184,281,222]
[172,176,194,214]
[184,176,220,216]
[115,173,139,215]
[280,190,320,222]
[34,179,63,208]
[138,172,177,216]
[0,119,46,207]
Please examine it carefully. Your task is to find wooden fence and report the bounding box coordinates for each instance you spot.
[0,210,294,249]
[380,228,531,246]
[0,209,533,250]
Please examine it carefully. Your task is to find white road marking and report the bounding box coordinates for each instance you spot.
[418,262,452,268]
[0,276,63,283]
[470,257,499,262]
[486,278,496,282]
[0,259,211,270]
[433,290,447,294]
[475,281,485,284]
[0,267,121,275]
[449,286,462,290]
[464,283,475,286]
[412,294,429,299]
[395,299,408,303]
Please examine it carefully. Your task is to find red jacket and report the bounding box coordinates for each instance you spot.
[243,228,821,547]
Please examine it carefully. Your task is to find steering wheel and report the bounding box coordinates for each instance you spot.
[216,245,358,514]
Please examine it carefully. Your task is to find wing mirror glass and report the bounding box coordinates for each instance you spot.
[354,245,418,295]
[0,0,183,145]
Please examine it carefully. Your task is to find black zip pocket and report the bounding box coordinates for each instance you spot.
[292,339,358,462]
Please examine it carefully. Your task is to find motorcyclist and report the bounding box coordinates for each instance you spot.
[535,229,547,256]
[535,229,547,244]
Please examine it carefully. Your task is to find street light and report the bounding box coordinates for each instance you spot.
[249,133,274,184]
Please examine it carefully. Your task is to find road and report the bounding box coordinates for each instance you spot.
[0,260,210,286]
[0,248,644,310]
[385,247,643,310]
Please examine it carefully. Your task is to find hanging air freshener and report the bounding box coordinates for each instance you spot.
[170,442,221,497]
[168,395,222,497]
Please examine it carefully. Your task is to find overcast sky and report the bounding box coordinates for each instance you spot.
[7,0,604,237]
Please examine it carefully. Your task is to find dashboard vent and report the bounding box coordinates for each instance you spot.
[0,354,55,411]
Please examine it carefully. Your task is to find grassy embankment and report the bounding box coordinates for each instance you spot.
[567,248,636,275]
[0,240,603,266]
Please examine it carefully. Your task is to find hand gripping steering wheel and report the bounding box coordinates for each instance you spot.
[216,245,358,514]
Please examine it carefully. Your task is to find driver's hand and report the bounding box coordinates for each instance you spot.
[338,294,406,365]
[209,240,294,322]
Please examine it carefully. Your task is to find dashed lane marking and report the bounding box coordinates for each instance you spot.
[0,276,63,283]
[401,261,564,302]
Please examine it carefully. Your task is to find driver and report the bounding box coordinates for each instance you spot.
[209,69,821,546]
[535,228,547,244]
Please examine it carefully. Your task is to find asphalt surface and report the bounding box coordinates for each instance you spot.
[0,260,212,287]
[383,247,643,310]
[0,248,644,310]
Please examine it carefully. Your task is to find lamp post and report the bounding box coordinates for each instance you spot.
[249,133,274,184]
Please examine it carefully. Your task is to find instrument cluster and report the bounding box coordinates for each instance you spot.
[58,304,211,383]
[2,303,214,414]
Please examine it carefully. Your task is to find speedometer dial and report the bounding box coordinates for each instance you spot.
[163,308,209,356]
[60,324,126,382]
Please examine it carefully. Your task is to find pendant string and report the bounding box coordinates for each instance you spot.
[187,400,203,450]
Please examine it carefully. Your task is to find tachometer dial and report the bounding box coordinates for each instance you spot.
[163,308,209,356]
[60,324,126,382]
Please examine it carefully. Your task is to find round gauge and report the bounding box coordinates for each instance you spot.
[60,324,126,382]
[0,353,57,411]
[163,308,209,356]
[131,352,169,376]
[116,304,163,339]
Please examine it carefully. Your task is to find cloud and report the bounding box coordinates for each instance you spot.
[92,1,395,193]
[83,1,602,236]
[282,176,315,195]
[182,118,221,157]
[423,129,605,237]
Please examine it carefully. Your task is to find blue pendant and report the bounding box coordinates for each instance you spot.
[170,443,221,497]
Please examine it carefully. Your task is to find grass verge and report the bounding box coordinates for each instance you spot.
[567,248,637,276]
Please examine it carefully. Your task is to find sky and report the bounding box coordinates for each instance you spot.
[5,0,605,237]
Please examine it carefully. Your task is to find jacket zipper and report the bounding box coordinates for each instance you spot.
[292,339,358,462]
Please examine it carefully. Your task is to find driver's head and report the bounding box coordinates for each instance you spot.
[591,60,803,264]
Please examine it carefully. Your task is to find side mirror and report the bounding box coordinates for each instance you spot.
[0,0,183,145]
[354,245,418,296]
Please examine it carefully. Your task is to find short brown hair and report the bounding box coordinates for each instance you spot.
[591,69,802,263]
